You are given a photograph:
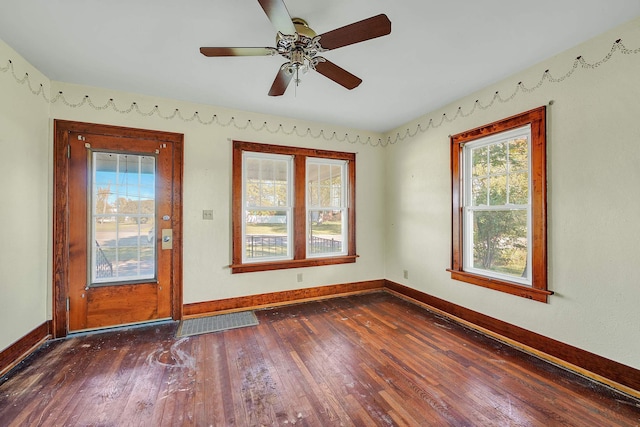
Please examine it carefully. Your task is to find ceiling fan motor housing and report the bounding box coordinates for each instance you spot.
[276,18,325,74]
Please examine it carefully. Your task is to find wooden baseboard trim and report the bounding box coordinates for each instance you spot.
[183,280,385,318]
[384,280,640,398]
[0,321,51,378]
[6,282,637,399]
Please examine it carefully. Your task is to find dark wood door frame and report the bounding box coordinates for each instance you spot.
[53,120,184,338]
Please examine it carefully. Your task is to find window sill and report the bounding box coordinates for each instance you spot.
[231,255,357,274]
[447,269,552,303]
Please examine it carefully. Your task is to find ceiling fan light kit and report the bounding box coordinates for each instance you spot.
[200,0,391,96]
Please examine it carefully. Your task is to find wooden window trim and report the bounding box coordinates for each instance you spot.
[449,106,551,302]
[231,141,356,273]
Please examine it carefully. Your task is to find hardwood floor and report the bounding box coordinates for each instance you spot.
[1,292,639,426]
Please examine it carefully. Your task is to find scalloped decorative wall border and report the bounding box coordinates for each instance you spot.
[2,38,638,147]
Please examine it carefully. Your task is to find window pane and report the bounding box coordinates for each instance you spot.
[245,210,289,259]
[472,177,488,206]
[489,142,507,174]
[307,163,319,206]
[308,210,344,255]
[472,146,488,178]
[489,175,507,205]
[308,160,344,209]
[308,183,319,207]
[317,164,332,206]
[92,152,156,284]
[472,210,528,279]
[94,217,116,280]
[509,138,528,172]
[246,179,260,206]
[509,172,529,205]
[245,156,289,208]
[117,244,154,279]
[245,158,260,206]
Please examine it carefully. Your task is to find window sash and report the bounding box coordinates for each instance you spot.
[461,126,532,285]
[306,158,348,257]
[242,152,293,263]
[463,206,531,285]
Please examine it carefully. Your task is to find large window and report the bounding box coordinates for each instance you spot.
[232,141,356,273]
[449,107,551,302]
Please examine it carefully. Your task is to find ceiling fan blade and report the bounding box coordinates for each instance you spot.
[257,0,296,35]
[315,60,362,90]
[200,47,276,57]
[318,14,391,51]
[268,68,294,96]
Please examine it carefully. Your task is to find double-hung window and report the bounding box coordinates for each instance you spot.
[449,107,551,302]
[232,141,356,273]
[242,152,293,262]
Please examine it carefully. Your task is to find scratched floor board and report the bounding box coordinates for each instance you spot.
[1,292,639,426]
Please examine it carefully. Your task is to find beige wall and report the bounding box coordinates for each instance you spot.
[383,17,640,369]
[1,16,639,372]
[0,36,386,353]
[48,83,386,307]
[0,40,51,350]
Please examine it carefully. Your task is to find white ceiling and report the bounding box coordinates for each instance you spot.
[1,1,639,133]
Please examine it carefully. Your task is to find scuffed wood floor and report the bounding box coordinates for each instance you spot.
[1,292,639,426]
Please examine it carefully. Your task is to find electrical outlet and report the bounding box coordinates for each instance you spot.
[202,210,213,220]
[403,270,409,280]
[297,273,303,283]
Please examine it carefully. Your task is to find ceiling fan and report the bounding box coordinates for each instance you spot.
[199,0,391,96]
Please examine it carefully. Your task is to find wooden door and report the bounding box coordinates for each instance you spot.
[53,121,183,335]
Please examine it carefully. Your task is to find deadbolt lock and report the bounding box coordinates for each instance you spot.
[161,229,173,250]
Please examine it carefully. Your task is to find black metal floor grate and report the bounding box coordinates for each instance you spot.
[177,311,259,337]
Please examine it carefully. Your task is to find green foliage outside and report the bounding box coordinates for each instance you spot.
[473,211,527,276]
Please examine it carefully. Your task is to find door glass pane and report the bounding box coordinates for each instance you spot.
[92,152,156,284]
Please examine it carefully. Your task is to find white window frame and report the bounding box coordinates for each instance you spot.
[305,157,349,258]
[462,125,532,286]
[241,151,294,264]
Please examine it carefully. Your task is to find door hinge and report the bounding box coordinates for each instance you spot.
[67,144,71,158]
[66,297,70,312]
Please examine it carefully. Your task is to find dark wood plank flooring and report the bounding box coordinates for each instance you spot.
[1,292,639,426]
